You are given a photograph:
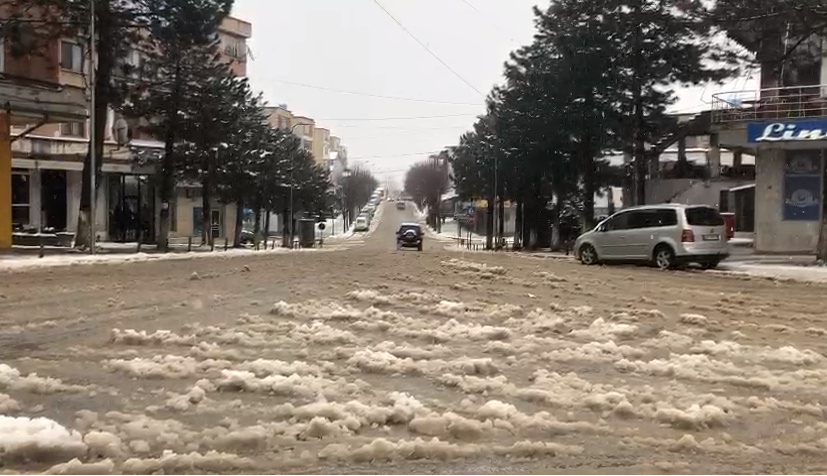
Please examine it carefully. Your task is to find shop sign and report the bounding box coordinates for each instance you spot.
[747,119,827,143]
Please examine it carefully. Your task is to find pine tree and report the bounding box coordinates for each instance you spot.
[537,0,734,205]
[173,74,256,246]
[125,0,232,250]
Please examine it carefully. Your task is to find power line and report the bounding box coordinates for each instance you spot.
[456,0,517,43]
[343,128,467,140]
[370,0,485,97]
[318,113,478,121]
[272,79,482,106]
[345,150,442,160]
[333,122,472,130]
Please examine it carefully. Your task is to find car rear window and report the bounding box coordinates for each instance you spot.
[399,226,420,234]
[684,207,724,226]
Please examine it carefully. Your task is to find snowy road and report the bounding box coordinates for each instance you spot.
[2,203,827,473]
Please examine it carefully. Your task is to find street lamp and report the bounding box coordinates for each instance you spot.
[287,122,307,247]
[340,168,351,231]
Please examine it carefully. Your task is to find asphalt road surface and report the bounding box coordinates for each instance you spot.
[2,202,827,474]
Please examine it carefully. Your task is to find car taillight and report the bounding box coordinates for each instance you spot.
[681,229,695,242]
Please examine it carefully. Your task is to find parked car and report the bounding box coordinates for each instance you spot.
[396,223,423,251]
[574,204,729,270]
[396,201,406,210]
[239,229,255,245]
[354,216,369,232]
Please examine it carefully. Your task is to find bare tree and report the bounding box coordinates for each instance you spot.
[404,155,450,232]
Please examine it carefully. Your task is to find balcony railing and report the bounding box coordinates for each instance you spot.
[0,73,87,124]
[711,85,827,124]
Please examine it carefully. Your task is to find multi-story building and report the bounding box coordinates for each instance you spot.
[327,135,349,185]
[312,127,330,165]
[291,115,315,152]
[0,27,88,249]
[265,105,293,132]
[4,13,251,246]
[711,27,825,254]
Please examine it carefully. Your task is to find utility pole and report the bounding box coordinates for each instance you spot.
[493,152,498,249]
[88,0,97,254]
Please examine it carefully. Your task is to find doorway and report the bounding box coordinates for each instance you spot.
[193,207,223,240]
[108,174,156,243]
[41,170,67,232]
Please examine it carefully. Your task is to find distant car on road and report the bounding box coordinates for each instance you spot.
[396,223,423,251]
[574,204,730,270]
[396,201,406,210]
[354,216,369,232]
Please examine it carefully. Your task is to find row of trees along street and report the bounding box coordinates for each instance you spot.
[3,0,378,251]
[406,0,827,252]
[404,152,450,233]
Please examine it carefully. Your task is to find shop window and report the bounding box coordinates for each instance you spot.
[11,171,30,227]
[783,150,821,221]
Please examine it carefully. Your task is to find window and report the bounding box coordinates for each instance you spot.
[684,206,724,226]
[627,209,677,229]
[606,212,630,231]
[650,209,678,227]
[278,116,289,130]
[223,40,246,60]
[11,171,30,227]
[60,41,83,72]
[0,37,4,73]
[60,122,86,137]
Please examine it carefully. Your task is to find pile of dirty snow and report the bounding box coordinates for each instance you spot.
[0,415,87,462]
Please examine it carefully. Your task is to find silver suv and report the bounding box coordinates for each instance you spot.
[575,204,730,270]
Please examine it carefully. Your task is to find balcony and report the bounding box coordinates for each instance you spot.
[0,73,87,125]
[711,85,827,124]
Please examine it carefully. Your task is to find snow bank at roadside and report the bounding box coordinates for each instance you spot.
[0,245,324,272]
[717,263,827,284]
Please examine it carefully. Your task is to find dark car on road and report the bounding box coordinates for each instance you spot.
[396,223,423,251]
[396,201,406,210]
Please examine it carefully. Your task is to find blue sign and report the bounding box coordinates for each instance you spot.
[748,119,827,144]
[466,207,475,217]
[783,151,821,221]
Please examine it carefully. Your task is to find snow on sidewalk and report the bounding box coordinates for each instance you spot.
[717,262,827,283]
[0,246,325,272]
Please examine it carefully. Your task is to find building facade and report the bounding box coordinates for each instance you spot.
[291,116,315,152]
[7,13,251,246]
[0,18,88,248]
[711,32,827,254]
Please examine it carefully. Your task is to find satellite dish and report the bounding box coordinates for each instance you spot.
[318,223,326,231]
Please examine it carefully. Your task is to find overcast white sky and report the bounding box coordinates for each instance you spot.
[233,0,755,186]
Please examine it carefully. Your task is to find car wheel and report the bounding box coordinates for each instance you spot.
[418,243,423,251]
[653,245,676,270]
[700,259,721,270]
[579,244,598,265]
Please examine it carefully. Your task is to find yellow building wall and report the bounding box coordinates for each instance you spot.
[169,190,238,244]
[0,114,11,249]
